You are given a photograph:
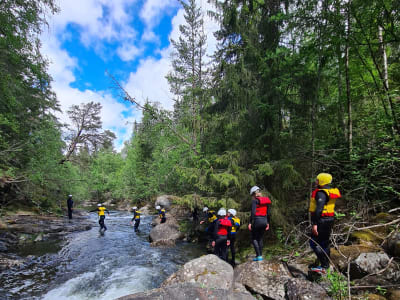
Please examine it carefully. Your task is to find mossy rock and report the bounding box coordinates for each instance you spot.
[330,243,381,271]
[372,212,395,223]
[351,229,385,244]
[364,294,387,300]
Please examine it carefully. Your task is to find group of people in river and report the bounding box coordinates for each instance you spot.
[66,172,340,274]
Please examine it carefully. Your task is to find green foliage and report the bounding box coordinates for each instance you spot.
[324,269,348,300]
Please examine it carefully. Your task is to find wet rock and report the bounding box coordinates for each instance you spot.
[116,282,254,300]
[234,260,291,300]
[350,252,400,281]
[162,254,234,290]
[330,243,381,271]
[285,277,331,300]
[155,195,174,209]
[149,214,183,247]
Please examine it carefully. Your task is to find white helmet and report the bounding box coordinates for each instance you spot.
[250,186,260,195]
[228,209,236,216]
[217,208,227,216]
[156,205,161,210]
[132,206,137,210]
[97,203,101,207]
[203,207,208,212]
[68,194,72,197]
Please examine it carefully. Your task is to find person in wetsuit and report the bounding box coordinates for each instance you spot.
[309,173,341,274]
[212,208,232,261]
[200,207,217,234]
[156,205,166,223]
[67,195,73,220]
[227,208,240,266]
[91,203,110,231]
[248,186,271,261]
[130,206,141,232]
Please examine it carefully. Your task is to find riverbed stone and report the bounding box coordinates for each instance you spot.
[117,282,254,300]
[234,260,291,300]
[155,195,174,209]
[385,232,400,257]
[285,277,331,300]
[161,254,234,290]
[350,252,400,281]
[330,243,381,271]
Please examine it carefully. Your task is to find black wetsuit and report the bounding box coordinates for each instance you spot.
[213,217,232,261]
[310,189,334,269]
[159,209,166,223]
[67,196,73,219]
[250,199,271,257]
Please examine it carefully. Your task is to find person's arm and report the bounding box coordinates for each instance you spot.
[266,203,271,224]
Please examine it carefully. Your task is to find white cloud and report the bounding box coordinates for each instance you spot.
[116,44,142,62]
[140,0,177,29]
[125,0,219,111]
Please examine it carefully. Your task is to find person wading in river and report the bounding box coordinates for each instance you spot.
[248,186,271,261]
[309,173,341,274]
[156,205,166,223]
[91,203,110,231]
[67,194,73,220]
[130,206,141,232]
[212,208,232,261]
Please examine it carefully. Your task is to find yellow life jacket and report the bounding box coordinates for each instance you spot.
[231,216,240,233]
[98,207,106,216]
[309,188,341,217]
[208,210,217,223]
[159,209,166,218]
[134,211,141,219]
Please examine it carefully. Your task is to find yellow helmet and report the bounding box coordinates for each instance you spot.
[316,173,332,186]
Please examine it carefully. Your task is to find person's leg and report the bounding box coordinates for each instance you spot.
[230,234,236,264]
[253,217,267,258]
[220,237,228,261]
[252,230,262,257]
[68,209,72,219]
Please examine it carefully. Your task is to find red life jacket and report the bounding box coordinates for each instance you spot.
[217,218,232,236]
[255,197,271,217]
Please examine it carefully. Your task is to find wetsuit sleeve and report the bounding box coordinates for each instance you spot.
[131,212,135,222]
[213,220,219,241]
[266,203,271,224]
[250,199,257,225]
[311,191,328,224]
[227,219,232,239]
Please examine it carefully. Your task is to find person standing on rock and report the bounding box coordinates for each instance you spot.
[212,208,232,261]
[248,186,271,261]
[309,173,341,274]
[227,209,240,266]
[156,205,166,223]
[67,195,73,220]
[91,203,110,231]
[130,206,141,232]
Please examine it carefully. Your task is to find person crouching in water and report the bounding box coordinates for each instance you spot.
[248,186,271,261]
[130,206,141,232]
[156,205,166,223]
[212,208,232,261]
[92,203,110,231]
[227,209,240,266]
[309,173,341,274]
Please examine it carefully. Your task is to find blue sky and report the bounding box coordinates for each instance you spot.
[40,0,218,151]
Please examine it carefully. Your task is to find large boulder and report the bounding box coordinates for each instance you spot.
[330,243,381,271]
[162,254,234,290]
[155,195,174,209]
[149,215,183,247]
[285,278,331,300]
[234,260,291,300]
[350,252,400,281]
[116,282,254,300]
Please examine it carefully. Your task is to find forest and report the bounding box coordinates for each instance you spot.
[1,0,399,224]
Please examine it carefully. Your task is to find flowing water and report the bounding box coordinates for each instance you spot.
[1,211,204,300]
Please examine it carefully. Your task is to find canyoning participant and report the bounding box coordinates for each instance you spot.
[212,208,232,261]
[130,206,141,232]
[248,186,271,261]
[156,205,166,223]
[309,173,341,274]
[93,203,110,231]
[200,207,217,233]
[227,208,240,266]
[67,194,73,220]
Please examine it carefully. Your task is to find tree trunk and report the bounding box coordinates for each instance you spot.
[345,3,352,154]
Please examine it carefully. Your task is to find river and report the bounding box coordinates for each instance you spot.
[1,211,204,300]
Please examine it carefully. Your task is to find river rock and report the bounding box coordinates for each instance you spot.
[385,232,400,257]
[285,277,331,300]
[350,252,400,281]
[234,260,291,300]
[149,217,183,247]
[330,243,381,271]
[162,254,234,290]
[155,195,173,209]
[117,282,254,300]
